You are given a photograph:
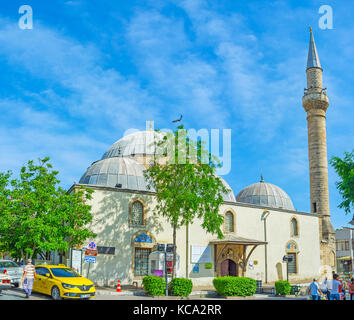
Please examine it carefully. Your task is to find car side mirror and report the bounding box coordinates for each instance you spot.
[45,273,51,278]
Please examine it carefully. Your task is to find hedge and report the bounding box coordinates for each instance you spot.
[142,276,166,296]
[275,280,291,296]
[213,276,257,297]
[170,278,193,297]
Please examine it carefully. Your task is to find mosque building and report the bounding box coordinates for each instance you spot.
[68,29,336,286]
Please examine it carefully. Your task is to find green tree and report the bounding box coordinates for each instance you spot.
[0,157,96,262]
[144,125,229,278]
[330,150,354,215]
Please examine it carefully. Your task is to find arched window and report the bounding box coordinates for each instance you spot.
[224,211,234,233]
[291,218,298,236]
[285,240,299,275]
[131,201,144,225]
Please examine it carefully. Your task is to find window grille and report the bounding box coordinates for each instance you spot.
[134,248,151,276]
[131,201,143,225]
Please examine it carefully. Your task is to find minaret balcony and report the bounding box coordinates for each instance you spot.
[302,91,329,112]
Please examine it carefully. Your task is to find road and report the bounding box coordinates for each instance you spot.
[0,286,305,300]
[0,285,351,301]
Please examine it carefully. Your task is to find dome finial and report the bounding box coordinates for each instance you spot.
[260,173,264,182]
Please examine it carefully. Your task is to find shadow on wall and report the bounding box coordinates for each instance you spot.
[276,262,283,281]
[83,190,163,286]
[188,263,214,279]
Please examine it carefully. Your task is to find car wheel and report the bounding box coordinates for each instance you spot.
[51,286,62,300]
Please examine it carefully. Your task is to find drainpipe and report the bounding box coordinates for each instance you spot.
[261,210,270,283]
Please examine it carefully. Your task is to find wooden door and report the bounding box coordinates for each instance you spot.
[221,259,238,276]
[229,259,237,276]
[221,259,229,276]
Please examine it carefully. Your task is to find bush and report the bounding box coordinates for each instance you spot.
[275,280,291,296]
[170,278,193,297]
[142,276,166,296]
[204,263,213,269]
[213,276,257,297]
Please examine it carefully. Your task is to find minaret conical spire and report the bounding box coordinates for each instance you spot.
[307,27,321,70]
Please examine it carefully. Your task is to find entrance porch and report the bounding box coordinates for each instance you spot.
[210,235,267,277]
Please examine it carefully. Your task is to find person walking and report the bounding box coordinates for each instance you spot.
[320,277,330,300]
[308,278,322,300]
[349,278,354,301]
[330,274,342,301]
[340,277,346,300]
[22,259,36,298]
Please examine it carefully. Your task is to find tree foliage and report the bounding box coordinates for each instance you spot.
[330,150,354,215]
[0,157,96,261]
[144,125,229,277]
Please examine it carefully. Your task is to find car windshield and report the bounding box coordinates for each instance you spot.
[0,261,19,268]
[50,268,80,277]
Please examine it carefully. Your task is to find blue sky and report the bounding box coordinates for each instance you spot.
[0,0,353,229]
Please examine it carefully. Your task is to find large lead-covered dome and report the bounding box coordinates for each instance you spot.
[79,157,150,191]
[220,177,236,202]
[79,128,237,200]
[236,178,294,210]
[101,130,164,159]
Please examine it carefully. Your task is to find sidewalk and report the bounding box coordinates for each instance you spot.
[94,286,305,299]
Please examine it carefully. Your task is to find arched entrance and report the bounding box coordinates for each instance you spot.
[220,259,238,276]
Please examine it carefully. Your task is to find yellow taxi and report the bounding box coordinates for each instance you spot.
[33,265,96,300]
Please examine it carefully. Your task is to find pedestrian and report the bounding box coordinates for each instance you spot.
[330,274,342,301]
[340,277,346,300]
[22,259,36,298]
[320,277,330,300]
[349,278,354,301]
[308,278,322,300]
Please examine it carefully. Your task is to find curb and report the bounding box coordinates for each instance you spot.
[95,290,216,297]
[96,290,147,296]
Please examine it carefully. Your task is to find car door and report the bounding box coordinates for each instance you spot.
[38,267,53,295]
[33,267,46,293]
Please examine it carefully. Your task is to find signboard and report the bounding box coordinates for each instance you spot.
[97,246,115,255]
[84,256,96,263]
[71,249,82,275]
[192,264,199,273]
[283,255,293,263]
[85,249,98,257]
[134,233,153,243]
[154,270,163,277]
[191,245,212,263]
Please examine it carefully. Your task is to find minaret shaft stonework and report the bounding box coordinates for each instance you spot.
[302,28,335,269]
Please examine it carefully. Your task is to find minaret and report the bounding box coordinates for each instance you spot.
[302,27,335,268]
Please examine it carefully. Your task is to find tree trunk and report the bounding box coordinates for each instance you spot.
[20,249,24,265]
[172,223,177,279]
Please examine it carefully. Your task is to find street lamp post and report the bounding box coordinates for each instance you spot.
[164,250,168,296]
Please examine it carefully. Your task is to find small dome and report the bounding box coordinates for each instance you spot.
[101,130,164,159]
[79,157,151,191]
[236,178,294,210]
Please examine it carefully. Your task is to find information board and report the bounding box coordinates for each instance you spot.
[71,249,82,275]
